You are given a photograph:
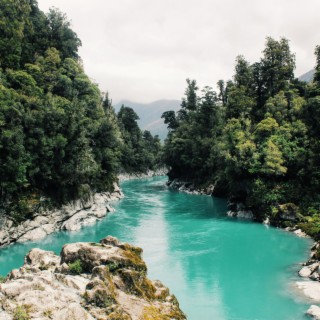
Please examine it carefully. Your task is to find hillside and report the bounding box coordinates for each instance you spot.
[299,69,315,82]
[114,99,181,140]
[162,38,320,233]
[0,0,162,223]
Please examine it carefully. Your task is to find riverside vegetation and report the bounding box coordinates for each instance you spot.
[162,38,320,239]
[0,0,162,224]
[2,1,320,319]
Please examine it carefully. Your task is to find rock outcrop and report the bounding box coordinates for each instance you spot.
[295,241,320,319]
[166,179,214,196]
[0,183,124,248]
[226,202,254,220]
[118,168,167,181]
[0,236,186,320]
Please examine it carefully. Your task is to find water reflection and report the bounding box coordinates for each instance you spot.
[0,176,313,320]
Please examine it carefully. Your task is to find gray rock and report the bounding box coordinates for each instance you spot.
[0,237,186,320]
[299,266,313,278]
[0,185,123,247]
[0,310,12,320]
[296,281,320,302]
[25,248,60,269]
[118,168,167,181]
[294,229,309,238]
[17,227,48,243]
[307,305,320,319]
[310,272,320,281]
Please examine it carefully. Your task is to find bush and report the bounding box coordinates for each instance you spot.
[68,259,83,274]
[13,306,30,320]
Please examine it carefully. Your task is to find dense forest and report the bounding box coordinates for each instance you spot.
[0,0,161,222]
[162,38,320,235]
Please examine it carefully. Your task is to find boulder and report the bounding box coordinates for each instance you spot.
[17,227,49,243]
[299,263,319,278]
[294,229,309,238]
[307,305,320,319]
[60,239,146,273]
[24,248,60,270]
[0,236,186,320]
[296,281,320,302]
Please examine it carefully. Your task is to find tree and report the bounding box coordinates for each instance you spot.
[261,37,295,97]
[234,55,253,89]
[0,0,31,68]
[180,79,199,112]
[47,8,81,59]
[260,140,287,176]
[314,45,320,84]
[161,111,179,131]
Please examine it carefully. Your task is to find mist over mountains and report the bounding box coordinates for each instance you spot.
[114,99,181,140]
[114,70,316,140]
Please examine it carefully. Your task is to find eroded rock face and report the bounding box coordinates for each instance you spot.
[118,168,167,182]
[0,236,186,320]
[0,184,124,247]
[167,179,215,196]
[296,241,320,317]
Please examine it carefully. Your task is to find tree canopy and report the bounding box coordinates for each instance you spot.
[0,0,162,222]
[162,37,320,222]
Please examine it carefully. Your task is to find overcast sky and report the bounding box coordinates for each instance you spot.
[37,0,320,103]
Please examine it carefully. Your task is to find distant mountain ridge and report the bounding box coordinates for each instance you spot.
[299,69,315,83]
[115,70,315,140]
[114,99,181,140]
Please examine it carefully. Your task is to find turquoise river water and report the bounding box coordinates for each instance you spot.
[0,176,314,319]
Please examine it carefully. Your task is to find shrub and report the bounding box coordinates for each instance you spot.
[13,306,30,320]
[68,259,83,274]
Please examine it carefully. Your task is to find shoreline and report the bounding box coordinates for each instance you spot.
[0,236,186,319]
[118,167,167,181]
[0,182,124,248]
[0,169,167,249]
[1,174,319,318]
[167,177,320,319]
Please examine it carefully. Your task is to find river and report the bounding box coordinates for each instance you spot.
[0,176,313,319]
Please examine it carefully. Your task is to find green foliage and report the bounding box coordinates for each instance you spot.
[13,305,30,320]
[298,215,320,240]
[162,37,320,224]
[117,106,162,173]
[161,111,178,130]
[260,140,287,176]
[0,0,162,221]
[68,259,83,274]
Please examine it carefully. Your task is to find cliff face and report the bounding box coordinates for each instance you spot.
[0,236,186,320]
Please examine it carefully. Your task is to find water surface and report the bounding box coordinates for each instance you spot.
[0,177,313,319]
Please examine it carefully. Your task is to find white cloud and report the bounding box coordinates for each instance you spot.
[37,0,320,103]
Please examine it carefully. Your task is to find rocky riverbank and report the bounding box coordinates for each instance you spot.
[0,183,124,248]
[166,179,214,195]
[293,240,320,319]
[0,169,167,248]
[225,200,320,319]
[0,236,186,320]
[118,168,167,181]
[167,178,320,319]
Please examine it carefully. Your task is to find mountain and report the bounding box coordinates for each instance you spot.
[299,69,315,82]
[114,99,181,140]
